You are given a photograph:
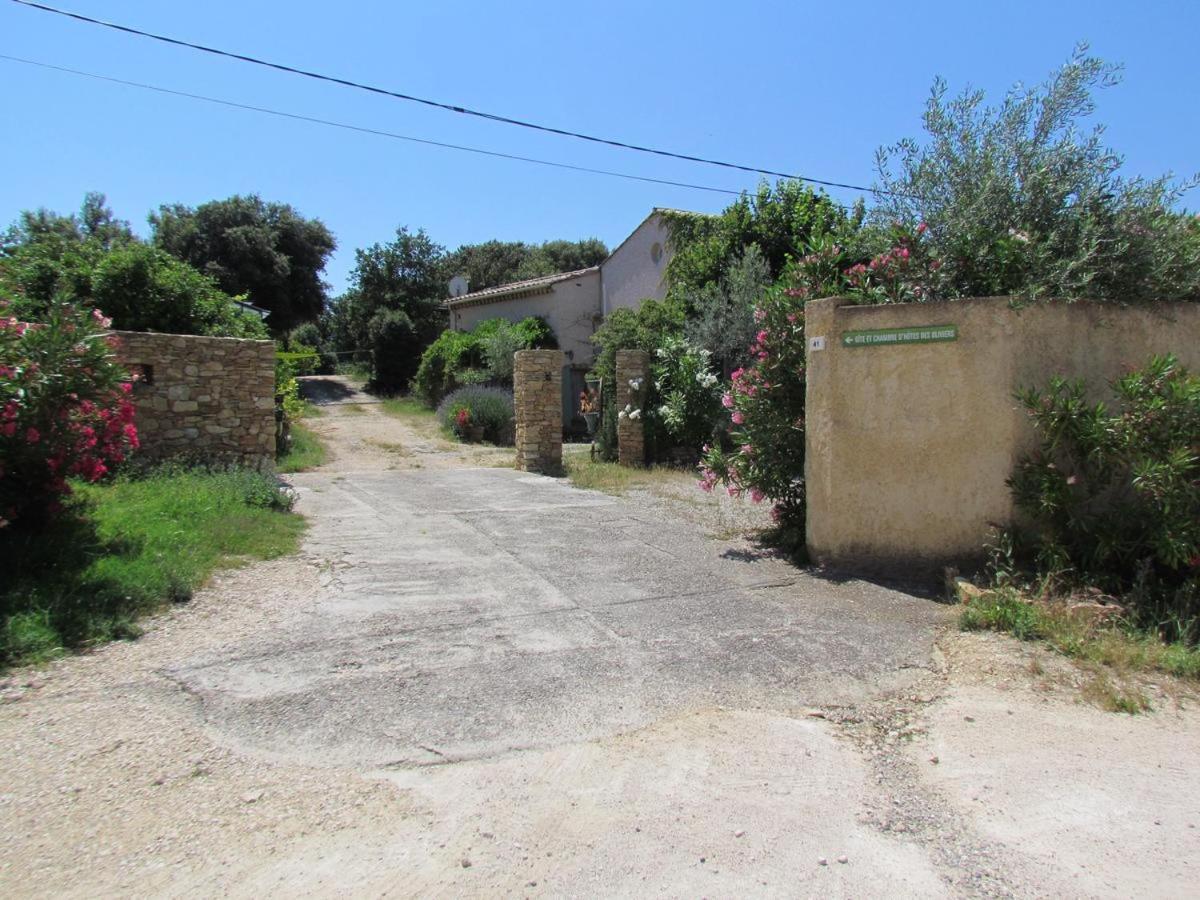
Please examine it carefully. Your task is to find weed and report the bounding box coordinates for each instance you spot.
[960,589,1200,699]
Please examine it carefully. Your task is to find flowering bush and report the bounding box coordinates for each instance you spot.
[698,279,808,542]
[843,222,946,304]
[652,337,723,454]
[1,300,138,527]
[436,385,514,444]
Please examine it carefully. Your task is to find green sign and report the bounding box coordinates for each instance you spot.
[841,324,958,348]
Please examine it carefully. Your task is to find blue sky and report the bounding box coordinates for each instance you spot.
[2,0,1197,294]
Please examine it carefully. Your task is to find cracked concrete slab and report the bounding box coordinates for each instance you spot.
[174,467,949,769]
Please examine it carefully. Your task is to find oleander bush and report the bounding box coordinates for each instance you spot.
[1,299,138,529]
[1007,355,1200,640]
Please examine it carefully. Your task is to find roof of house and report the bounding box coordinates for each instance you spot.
[443,266,599,309]
[442,207,711,309]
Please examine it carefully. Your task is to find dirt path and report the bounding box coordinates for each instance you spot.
[1,377,1198,898]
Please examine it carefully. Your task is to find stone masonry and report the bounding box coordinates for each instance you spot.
[615,349,650,467]
[113,331,276,471]
[514,349,563,474]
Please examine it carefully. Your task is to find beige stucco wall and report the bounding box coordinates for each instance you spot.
[450,269,601,367]
[600,213,672,315]
[804,296,1200,573]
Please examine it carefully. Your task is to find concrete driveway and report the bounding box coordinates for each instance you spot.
[10,384,1194,897]
[175,466,945,770]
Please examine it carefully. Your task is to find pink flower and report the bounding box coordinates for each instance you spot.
[916,222,928,235]
[0,422,15,438]
[899,247,910,260]
[755,330,769,345]
[119,382,133,394]
[698,479,714,493]
[25,427,40,444]
[731,411,745,425]
[749,488,765,504]
[721,392,734,409]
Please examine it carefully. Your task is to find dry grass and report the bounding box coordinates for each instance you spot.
[564,457,693,497]
[960,587,1200,712]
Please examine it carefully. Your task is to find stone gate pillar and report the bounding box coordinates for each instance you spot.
[514,349,564,474]
[615,349,650,467]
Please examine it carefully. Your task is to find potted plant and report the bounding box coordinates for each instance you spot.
[579,387,600,437]
[455,407,484,442]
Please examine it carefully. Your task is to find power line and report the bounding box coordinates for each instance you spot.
[0,54,746,196]
[7,0,898,198]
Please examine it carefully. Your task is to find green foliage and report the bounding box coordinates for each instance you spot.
[2,192,134,252]
[660,181,854,302]
[872,44,1200,303]
[683,244,771,373]
[651,337,723,454]
[367,308,420,393]
[436,385,515,444]
[442,238,608,292]
[151,194,336,333]
[1008,355,1200,638]
[412,316,556,407]
[0,464,303,666]
[590,297,685,385]
[1,224,267,339]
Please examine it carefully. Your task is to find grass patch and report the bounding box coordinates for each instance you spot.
[959,588,1200,706]
[277,420,327,473]
[564,457,692,496]
[380,396,437,422]
[0,466,305,667]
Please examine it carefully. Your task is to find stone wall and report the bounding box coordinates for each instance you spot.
[804,296,1200,573]
[615,349,650,467]
[113,331,276,470]
[514,349,564,474]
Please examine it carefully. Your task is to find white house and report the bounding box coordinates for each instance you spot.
[443,209,692,423]
[444,209,685,362]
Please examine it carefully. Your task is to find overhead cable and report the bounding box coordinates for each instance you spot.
[8,0,900,197]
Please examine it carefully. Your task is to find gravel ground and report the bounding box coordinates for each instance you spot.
[2,378,1198,898]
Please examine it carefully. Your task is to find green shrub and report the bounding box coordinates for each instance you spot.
[1,239,268,339]
[590,298,685,386]
[413,316,555,407]
[367,308,420,393]
[436,385,515,444]
[1008,355,1200,639]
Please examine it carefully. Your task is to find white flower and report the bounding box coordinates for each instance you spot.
[655,348,668,358]
[658,405,670,417]
[618,409,628,420]
[628,378,642,390]
[696,372,718,388]
[629,409,642,420]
